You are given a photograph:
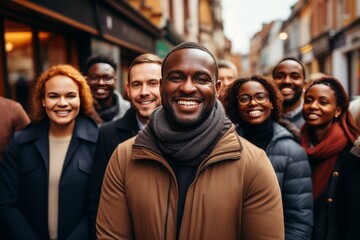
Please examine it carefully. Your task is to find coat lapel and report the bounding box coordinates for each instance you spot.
[35,134,49,172]
[21,121,50,171]
[62,116,97,171]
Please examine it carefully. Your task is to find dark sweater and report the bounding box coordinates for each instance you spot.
[242,117,273,151]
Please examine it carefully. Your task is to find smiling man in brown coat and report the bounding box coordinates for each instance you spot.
[96,42,284,240]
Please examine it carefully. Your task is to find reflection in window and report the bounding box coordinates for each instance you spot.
[5,20,34,112]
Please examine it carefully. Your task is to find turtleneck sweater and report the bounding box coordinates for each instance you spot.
[242,117,274,151]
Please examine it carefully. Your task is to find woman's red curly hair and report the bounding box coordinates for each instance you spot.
[31,64,100,123]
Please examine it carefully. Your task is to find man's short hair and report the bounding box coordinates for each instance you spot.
[128,53,163,83]
[161,42,218,80]
[84,55,117,74]
[272,57,305,79]
[218,59,238,76]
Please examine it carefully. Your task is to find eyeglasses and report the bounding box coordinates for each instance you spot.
[86,75,115,84]
[237,93,269,105]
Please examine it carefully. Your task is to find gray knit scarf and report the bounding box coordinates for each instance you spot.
[148,100,227,163]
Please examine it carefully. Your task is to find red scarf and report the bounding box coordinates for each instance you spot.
[300,122,348,201]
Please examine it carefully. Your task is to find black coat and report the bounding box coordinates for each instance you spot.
[88,108,139,239]
[337,145,360,239]
[0,116,98,240]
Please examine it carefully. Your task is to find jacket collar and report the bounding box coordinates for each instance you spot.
[132,124,242,166]
[115,108,140,132]
[19,116,98,144]
[272,122,294,142]
[18,116,97,172]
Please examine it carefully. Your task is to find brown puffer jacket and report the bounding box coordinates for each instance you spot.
[97,125,284,240]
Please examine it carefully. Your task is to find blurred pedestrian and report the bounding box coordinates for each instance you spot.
[272,57,306,129]
[349,96,360,130]
[301,76,359,239]
[0,96,30,161]
[88,53,162,239]
[96,42,284,240]
[84,55,130,123]
[225,75,313,240]
[306,72,325,89]
[0,65,100,240]
[216,59,238,107]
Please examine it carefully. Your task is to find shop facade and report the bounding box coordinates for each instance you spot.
[0,0,160,112]
[332,19,360,98]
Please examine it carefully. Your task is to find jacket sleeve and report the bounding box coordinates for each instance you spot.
[12,101,30,132]
[282,145,313,240]
[88,128,110,240]
[241,150,285,240]
[0,134,40,240]
[96,144,133,239]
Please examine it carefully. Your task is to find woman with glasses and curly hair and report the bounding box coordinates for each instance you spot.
[225,75,313,240]
[0,65,100,239]
[301,76,359,239]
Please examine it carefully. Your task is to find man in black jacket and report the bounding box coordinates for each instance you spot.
[88,53,162,239]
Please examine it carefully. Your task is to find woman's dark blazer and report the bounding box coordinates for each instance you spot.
[0,116,98,240]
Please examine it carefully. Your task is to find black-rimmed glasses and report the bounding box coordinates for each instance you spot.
[86,75,115,84]
[237,93,269,105]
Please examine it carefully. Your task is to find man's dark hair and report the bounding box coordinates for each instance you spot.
[272,57,305,79]
[161,42,218,80]
[84,55,117,74]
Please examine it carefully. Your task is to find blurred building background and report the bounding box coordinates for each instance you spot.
[0,0,233,112]
[246,0,360,99]
[1,0,359,113]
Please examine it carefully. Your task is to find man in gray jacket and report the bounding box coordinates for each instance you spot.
[85,55,130,123]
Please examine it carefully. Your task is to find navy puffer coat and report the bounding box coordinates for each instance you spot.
[238,122,313,240]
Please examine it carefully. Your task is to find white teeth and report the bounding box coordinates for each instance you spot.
[96,89,106,94]
[308,114,318,119]
[177,100,198,106]
[140,100,153,104]
[281,88,293,94]
[249,110,261,116]
[56,111,69,115]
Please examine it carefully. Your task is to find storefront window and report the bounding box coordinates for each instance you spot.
[4,20,34,112]
[3,19,69,112]
[39,31,66,71]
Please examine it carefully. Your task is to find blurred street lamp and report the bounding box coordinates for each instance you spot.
[5,42,13,52]
[279,32,288,40]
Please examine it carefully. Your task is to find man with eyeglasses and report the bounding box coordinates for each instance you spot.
[84,55,130,123]
[88,53,162,240]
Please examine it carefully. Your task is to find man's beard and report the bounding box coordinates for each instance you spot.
[283,90,302,108]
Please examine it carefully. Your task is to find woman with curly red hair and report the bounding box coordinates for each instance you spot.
[0,65,100,239]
